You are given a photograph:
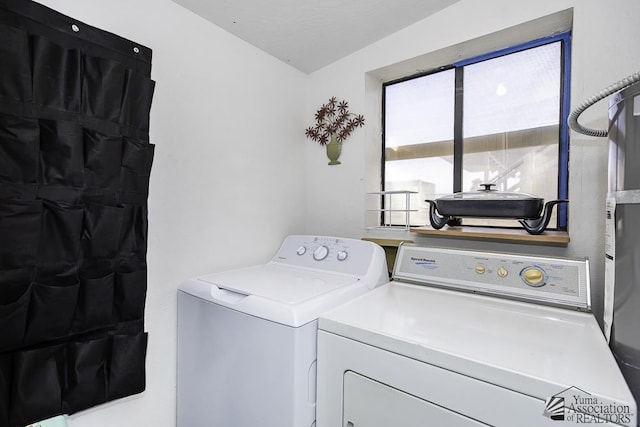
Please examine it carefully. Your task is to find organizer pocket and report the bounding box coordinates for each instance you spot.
[121,170,152,197]
[0,273,31,352]
[38,200,84,265]
[0,24,31,102]
[114,270,147,323]
[26,279,80,345]
[82,54,126,122]
[0,199,42,268]
[83,203,125,260]
[83,129,123,189]
[122,138,154,175]
[0,354,11,427]
[119,69,155,131]
[39,119,84,187]
[117,204,148,261]
[73,273,115,333]
[0,113,40,183]
[64,337,109,413]
[107,330,148,401]
[121,139,154,196]
[10,344,66,426]
[31,35,81,112]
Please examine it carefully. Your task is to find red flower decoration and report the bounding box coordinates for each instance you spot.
[305,97,365,146]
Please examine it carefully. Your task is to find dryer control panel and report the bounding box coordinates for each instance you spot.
[393,244,590,311]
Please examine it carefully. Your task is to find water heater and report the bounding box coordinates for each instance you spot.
[607,80,640,411]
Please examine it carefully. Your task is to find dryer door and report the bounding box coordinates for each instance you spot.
[343,371,487,427]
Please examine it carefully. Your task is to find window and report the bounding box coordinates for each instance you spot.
[382,33,570,230]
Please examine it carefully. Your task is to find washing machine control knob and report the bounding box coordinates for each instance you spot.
[313,245,329,261]
[521,266,546,287]
[337,250,348,261]
[296,245,306,255]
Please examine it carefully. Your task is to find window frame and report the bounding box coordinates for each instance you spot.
[381,32,571,230]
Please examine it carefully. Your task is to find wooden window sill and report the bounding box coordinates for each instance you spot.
[409,226,570,246]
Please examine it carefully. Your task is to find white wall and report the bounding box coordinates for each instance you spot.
[34,0,307,425]
[305,0,640,327]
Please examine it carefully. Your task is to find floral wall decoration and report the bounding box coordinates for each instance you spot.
[305,97,365,165]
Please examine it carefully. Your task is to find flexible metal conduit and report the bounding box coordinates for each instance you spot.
[568,71,640,137]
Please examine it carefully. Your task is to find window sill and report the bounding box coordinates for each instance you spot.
[410,226,570,246]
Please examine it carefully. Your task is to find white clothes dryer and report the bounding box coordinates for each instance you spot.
[316,244,637,427]
[176,235,388,427]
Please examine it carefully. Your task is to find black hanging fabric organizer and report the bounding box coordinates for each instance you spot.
[0,1,155,425]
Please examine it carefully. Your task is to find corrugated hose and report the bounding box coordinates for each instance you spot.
[568,71,640,137]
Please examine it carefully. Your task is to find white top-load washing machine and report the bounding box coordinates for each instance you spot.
[317,244,637,427]
[176,235,388,427]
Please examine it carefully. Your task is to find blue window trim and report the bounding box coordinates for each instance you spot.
[382,32,572,230]
[454,31,572,230]
[454,32,571,67]
[559,33,571,229]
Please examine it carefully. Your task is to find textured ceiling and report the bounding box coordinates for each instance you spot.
[171,0,460,74]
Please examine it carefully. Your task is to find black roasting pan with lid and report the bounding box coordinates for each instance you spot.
[425,184,567,235]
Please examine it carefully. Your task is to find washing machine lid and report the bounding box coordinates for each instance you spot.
[179,263,367,327]
[319,282,636,412]
[199,263,358,302]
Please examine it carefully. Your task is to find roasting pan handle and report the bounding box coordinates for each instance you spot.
[519,200,568,235]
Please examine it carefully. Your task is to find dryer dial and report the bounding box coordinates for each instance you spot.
[521,266,546,287]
